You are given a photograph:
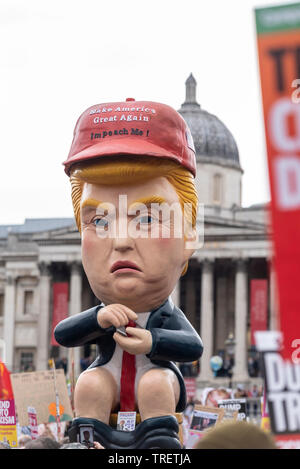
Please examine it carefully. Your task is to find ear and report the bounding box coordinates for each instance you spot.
[183,226,198,261]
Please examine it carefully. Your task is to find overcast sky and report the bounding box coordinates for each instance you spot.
[0,0,292,225]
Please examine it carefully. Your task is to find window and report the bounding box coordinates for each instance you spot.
[213,173,223,205]
[20,351,34,372]
[23,290,34,315]
[0,293,4,317]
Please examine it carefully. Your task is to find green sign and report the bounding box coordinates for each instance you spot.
[255,2,300,34]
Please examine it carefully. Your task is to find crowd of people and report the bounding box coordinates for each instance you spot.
[1,419,278,450]
[0,424,104,450]
[1,356,268,449]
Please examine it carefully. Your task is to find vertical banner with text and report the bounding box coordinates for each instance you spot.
[250,279,268,345]
[255,3,300,360]
[255,4,300,445]
[51,282,69,346]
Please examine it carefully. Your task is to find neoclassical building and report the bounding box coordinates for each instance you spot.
[0,75,277,386]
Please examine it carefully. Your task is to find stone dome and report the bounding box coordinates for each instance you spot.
[178,74,240,168]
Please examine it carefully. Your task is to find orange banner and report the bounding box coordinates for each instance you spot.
[256,3,300,360]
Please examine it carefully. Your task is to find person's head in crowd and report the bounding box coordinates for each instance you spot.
[24,436,61,449]
[60,442,88,449]
[195,421,278,449]
[18,434,32,448]
[60,436,70,445]
[60,441,104,449]
[0,442,11,449]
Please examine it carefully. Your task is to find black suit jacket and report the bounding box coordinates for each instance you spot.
[54,297,203,412]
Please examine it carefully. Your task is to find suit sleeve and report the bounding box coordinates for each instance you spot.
[54,306,115,347]
[146,309,203,363]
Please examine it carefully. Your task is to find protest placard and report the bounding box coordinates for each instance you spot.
[255,2,300,449]
[10,369,73,426]
[218,399,247,421]
[117,411,137,431]
[255,2,300,360]
[256,330,300,448]
[28,406,38,440]
[185,405,224,449]
[189,405,224,433]
[0,399,18,448]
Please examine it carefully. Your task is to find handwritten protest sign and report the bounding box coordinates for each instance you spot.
[10,370,73,426]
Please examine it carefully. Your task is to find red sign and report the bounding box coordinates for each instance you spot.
[51,283,69,346]
[250,279,268,345]
[184,378,197,399]
[256,4,300,360]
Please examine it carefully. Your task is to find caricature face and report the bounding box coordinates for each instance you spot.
[206,389,231,408]
[80,176,195,312]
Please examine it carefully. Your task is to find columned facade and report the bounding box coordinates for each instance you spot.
[178,250,273,385]
[3,274,16,372]
[199,260,214,381]
[69,262,83,378]
[233,259,249,381]
[37,262,51,371]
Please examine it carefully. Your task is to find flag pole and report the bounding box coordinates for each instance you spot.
[69,348,75,415]
[50,358,61,442]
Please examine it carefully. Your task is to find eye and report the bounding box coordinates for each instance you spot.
[139,215,154,225]
[92,217,109,229]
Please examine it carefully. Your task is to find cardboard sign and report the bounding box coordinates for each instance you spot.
[10,370,73,426]
[255,2,300,360]
[185,405,225,449]
[189,405,224,433]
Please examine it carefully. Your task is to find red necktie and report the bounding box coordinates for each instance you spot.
[120,320,136,411]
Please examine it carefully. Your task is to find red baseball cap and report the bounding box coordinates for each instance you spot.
[63,98,196,177]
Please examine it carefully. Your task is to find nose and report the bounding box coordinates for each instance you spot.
[112,217,135,252]
[113,235,134,252]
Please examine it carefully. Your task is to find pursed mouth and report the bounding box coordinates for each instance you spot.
[110,261,142,273]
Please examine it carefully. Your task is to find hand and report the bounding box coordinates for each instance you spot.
[89,441,104,449]
[97,304,138,329]
[113,327,153,355]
